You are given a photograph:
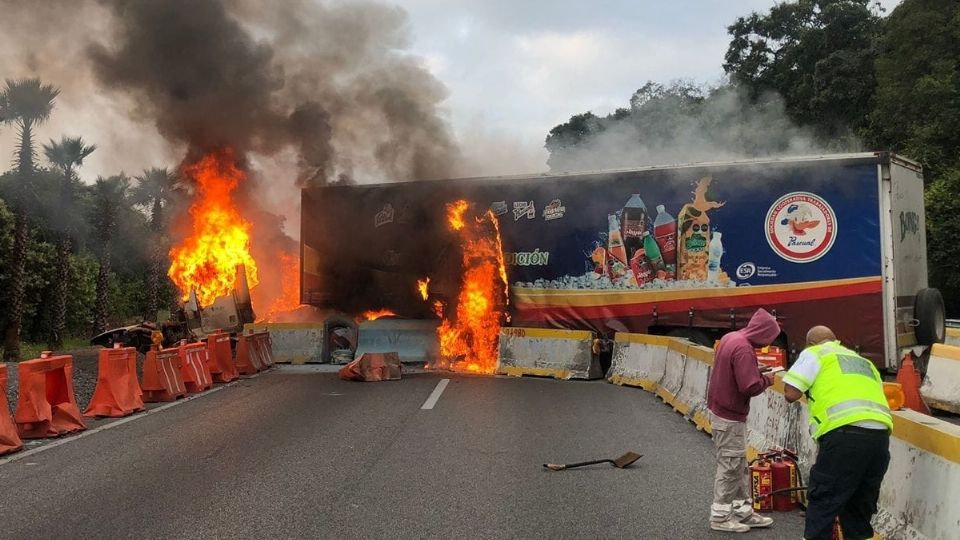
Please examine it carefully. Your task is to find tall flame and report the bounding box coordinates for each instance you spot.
[168,149,259,306]
[417,278,430,301]
[430,200,508,374]
[258,250,301,321]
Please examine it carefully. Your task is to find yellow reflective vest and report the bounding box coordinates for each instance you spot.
[804,341,893,440]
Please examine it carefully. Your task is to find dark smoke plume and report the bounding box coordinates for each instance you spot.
[86,0,461,186]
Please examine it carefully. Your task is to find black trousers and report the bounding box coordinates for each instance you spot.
[804,425,890,540]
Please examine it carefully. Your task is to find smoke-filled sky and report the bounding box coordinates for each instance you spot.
[0,0,902,187]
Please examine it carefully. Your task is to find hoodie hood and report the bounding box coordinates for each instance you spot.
[740,308,781,347]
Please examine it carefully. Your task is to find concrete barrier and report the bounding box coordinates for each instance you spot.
[243,322,324,364]
[355,319,439,364]
[920,343,960,414]
[607,333,669,391]
[655,339,689,411]
[497,327,600,380]
[605,333,960,539]
[946,327,960,347]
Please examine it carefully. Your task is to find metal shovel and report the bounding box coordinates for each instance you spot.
[543,451,643,471]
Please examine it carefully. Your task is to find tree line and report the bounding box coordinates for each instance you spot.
[0,79,180,361]
[546,0,960,314]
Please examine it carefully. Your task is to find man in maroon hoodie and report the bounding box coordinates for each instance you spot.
[707,308,780,533]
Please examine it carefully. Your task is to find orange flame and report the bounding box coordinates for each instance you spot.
[429,201,508,374]
[417,278,430,301]
[363,309,396,321]
[168,149,259,306]
[258,250,301,321]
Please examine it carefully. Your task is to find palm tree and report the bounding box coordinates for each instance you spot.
[131,167,176,322]
[43,136,96,349]
[89,174,130,335]
[1,78,59,361]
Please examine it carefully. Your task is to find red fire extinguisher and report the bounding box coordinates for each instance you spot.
[770,456,796,511]
[750,457,774,512]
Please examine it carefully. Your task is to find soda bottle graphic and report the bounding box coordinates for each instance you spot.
[631,248,654,287]
[608,214,628,265]
[706,231,724,284]
[653,205,677,265]
[621,194,648,260]
[642,231,664,271]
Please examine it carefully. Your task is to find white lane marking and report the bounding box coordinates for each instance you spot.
[0,372,261,467]
[420,379,450,410]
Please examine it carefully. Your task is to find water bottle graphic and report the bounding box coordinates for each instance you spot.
[706,231,723,283]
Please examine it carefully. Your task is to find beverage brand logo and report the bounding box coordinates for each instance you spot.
[490,201,508,216]
[505,250,550,266]
[543,199,566,221]
[765,192,836,263]
[375,204,395,228]
[513,201,535,221]
[736,262,756,280]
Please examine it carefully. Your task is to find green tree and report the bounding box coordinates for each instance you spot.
[89,174,130,334]
[868,0,960,179]
[42,136,96,349]
[724,0,881,137]
[0,78,59,361]
[130,167,176,322]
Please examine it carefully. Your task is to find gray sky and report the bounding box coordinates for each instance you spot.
[398,0,902,172]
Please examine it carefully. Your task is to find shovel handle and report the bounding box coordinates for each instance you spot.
[543,459,610,471]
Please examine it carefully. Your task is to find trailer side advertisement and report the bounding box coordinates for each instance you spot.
[302,159,886,363]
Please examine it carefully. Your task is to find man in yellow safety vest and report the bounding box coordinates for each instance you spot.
[783,326,893,540]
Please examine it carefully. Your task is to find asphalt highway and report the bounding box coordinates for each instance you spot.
[0,366,805,539]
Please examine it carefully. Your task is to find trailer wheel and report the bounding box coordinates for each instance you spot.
[914,288,946,346]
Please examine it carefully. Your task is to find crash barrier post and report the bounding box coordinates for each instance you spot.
[338,352,402,382]
[608,333,960,539]
[141,348,187,402]
[14,353,86,438]
[607,333,670,391]
[0,364,23,455]
[178,342,213,394]
[83,345,145,418]
[496,327,600,380]
[355,319,439,364]
[945,327,960,347]
[243,323,317,364]
[254,331,274,368]
[235,331,265,376]
[920,343,960,414]
[205,331,238,383]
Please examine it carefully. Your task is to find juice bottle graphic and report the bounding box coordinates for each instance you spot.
[608,214,628,265]
[677,177,724,281]
[642,231,664,271]
[653,205,677,265]
[706,231,724,284]
[621,194,648,260]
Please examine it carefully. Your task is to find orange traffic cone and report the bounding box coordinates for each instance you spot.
[84,345,145,418]
[896,353,931,415]
[141,347,187,402]
[178,342,213,394]
[205,331,238,383]
[15,353,86,439]
[1,364,24,455]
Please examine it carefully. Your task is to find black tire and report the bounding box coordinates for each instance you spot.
[914,288,946,346]
[666,328,713,348]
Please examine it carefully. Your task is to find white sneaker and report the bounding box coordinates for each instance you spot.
[738,514,774,528]
[710,519,751,533]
